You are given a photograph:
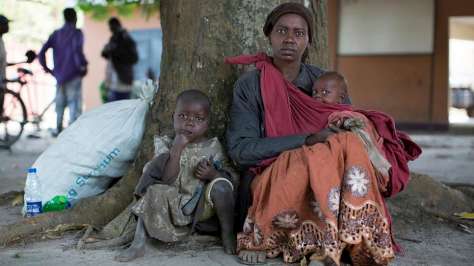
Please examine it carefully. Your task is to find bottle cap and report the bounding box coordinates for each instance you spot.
[28,168,37,173]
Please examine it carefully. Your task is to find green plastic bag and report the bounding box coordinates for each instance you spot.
[99,81,108,103]
[43,195,71,212]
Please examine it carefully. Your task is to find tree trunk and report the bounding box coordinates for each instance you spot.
[154,0,328,137]
[0,0,328,246]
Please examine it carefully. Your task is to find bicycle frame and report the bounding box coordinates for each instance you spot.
[0,51,41,148]
[0,88,27,148]
[9,68,55,131]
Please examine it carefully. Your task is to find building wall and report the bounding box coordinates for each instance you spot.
[82,11,160,110]
[338,0,434,55]
[329,0,435,125]
[338,55,432,122]
[328,0,474,127]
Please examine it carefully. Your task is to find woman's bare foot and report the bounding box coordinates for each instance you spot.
[238,250,266,265]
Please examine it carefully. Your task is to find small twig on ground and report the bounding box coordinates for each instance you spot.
[457,224,472,234]
[73,227,88,240]
[423,208,472,225]
[398,237,423,243]
[420,208,474,234]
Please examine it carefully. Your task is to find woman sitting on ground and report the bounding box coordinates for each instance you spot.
[225,3,421,265]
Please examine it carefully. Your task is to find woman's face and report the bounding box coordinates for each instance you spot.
[269,13,309,63]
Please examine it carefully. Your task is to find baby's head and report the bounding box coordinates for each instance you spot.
[312,71,348,104]
[173,89,211,143]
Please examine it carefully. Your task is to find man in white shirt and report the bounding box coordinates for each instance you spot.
[0,15,10,120]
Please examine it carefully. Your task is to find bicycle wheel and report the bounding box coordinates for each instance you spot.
[0,89,27,148]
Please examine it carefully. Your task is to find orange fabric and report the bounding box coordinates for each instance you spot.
[237,132,394,265]
[328,111,390,192]
[225,53,422,197]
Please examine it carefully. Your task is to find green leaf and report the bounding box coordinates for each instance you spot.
[116,3,137,17]
[454,212,474,220]
[76,0,160,21]
[91,5,110,20]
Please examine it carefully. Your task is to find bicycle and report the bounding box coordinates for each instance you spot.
[0,50,43,149]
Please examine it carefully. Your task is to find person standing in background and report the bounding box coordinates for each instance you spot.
[0,15,10,120]
[101,17,138,102]
[38,8,88,137]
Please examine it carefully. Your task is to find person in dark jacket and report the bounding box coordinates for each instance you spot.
[101,17,138,102]
[226,3,420,265]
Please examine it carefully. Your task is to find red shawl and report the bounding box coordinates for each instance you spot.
[225,53,421,197]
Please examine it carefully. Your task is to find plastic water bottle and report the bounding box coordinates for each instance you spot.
[25,167,42,217]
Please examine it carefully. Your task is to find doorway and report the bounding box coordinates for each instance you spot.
[449,17,474,125]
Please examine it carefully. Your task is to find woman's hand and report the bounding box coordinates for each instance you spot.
[195,159,219,181]
[305,128,336,146]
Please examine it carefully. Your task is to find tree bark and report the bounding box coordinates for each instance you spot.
[0,0,328,246]
[154,0,328,137]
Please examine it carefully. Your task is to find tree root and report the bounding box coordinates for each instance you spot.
[76,225,94,249]
[0,167,142,247]
[80,230,134,250]
[45,224,90,240]
[0,191,23,206]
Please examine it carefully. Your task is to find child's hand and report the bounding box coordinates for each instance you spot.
[195,159,219,181]
[172,133,190,152]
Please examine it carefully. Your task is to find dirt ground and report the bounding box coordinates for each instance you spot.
[0,133,473,266]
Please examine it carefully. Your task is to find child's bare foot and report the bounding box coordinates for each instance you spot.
[210,181,236,254]
[115,216,147,262]
[221,232,236,254]
[114,244,145,262]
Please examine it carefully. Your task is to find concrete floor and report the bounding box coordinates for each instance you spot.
[408,133,474,185]
[0,128,55,195]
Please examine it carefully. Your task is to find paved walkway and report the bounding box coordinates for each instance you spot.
[0,129,55,194]
[408,133,474,185]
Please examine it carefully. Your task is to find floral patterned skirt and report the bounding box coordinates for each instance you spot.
[237,132,394,265]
